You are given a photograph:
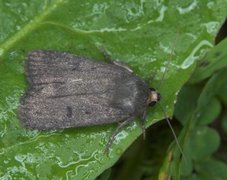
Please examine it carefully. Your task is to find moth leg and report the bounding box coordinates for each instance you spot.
[98,47,114,63]
[112,61,133,73]
[141,110,147,140]
[105,117,134,153]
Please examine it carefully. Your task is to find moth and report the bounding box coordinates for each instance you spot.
[19,50,160,147]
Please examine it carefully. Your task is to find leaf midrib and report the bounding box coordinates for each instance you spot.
[0,0,64,57]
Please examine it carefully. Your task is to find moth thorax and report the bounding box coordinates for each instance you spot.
[147,88,161,106]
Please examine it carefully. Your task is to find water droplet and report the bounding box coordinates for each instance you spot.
[115,148,123,155]
[0,48,4,56]
[155,5,167,22]
[181,40,213,69]
[177,0,198,14]
[207,2,215,8]
[4,160,9,164]
[196,113,201,118]
[16,25,21,30]
[175,90,180,96]
[202,21,219,34]
[114,130,128,144]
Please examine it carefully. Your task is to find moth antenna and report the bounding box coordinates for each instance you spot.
[156,32,181,91]
[156,45,174,91]
[98,47,113,63]
[142,122,146,140]
[141,110,147,140]
[157,103,186,160]
[153,34,185,159]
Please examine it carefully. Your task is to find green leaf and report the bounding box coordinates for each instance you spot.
[170,56,227,179]
[174,85,202,125]
[189,158,227,180]
[190,39,227,84]
[0,0,226,179]
[218,78,227,107]
[221,114,227,133]
[194,68,227,124]
[185,126,220,161]
[175,85,222,126]
[196,97,221,125]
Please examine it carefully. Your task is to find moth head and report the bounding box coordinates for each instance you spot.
[147,88,161,106]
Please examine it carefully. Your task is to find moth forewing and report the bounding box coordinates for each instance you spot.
[18,49,184,156]
[19,50,155,134]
